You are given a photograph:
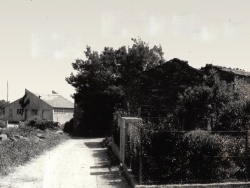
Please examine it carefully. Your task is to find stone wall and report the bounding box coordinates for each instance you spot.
[234,76,250,100]
[202,64,250,100]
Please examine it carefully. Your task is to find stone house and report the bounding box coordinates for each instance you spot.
[201,64,250,99]
[125,58,204,118]
[5,89,74,125]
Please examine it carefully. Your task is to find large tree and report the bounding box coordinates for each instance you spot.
[66,38,165,135]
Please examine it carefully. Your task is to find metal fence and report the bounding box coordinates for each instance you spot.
[120,117,250,185]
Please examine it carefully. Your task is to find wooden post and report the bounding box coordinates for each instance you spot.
[119,117,142,167]
[246,130,250,181]
[138,126,142,185]
[246,130,248,181]
[129,126,132,169]
[119,117,126,165]
[7,81,9,102]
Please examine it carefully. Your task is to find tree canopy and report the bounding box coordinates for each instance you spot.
[66,38,165,135]
[178,70,249,131]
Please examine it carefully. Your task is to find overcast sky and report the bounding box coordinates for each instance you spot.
[0,0,249,102]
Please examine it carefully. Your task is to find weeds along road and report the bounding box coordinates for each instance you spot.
[0,138,130,188]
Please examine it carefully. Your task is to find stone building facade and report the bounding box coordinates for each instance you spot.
[125,58,204,118]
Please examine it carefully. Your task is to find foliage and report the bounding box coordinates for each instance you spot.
[63,118,74,134]
[25,117,60,130]
[137,129,246,184]
[66,38,164,96]
[66,38,165,135]
[0,120,6,127]
[181,130,226,182]
[178,69,249,131]
[19,93,30,109]
[0,126,68,175]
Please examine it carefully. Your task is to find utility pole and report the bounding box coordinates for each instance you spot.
[7,81,8,102]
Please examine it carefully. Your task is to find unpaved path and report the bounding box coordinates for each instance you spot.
[0,138,130,188]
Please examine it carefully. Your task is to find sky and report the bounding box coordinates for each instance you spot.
[0,0,249,102]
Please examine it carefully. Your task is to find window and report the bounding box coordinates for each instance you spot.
[31,109,38,115]
[17,109,24,115]
[54,108,65,114]
[9,109,13,117]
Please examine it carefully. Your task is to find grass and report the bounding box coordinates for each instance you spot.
[0,125,69,175]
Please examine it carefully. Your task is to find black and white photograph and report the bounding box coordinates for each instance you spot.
[0,0,250,187]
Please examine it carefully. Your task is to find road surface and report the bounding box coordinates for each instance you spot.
[0,138,130,188]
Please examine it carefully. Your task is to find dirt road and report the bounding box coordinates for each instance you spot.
[0,138,130,188]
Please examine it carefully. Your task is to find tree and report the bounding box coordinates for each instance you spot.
[178,69,249,131]
[120,38,164,83]
[66,38,165,136]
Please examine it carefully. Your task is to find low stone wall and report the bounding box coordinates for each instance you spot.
[108,141,120,160]
[108,141,138,188]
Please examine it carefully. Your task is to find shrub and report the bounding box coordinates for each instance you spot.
[140,131,185,184]
[181,130,225,182]
[25,117,59,130]
[0,120,6,128]
[63,118,74,134]
[139,129,245,184]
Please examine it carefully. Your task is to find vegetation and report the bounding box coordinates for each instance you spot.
[0,121,68,176]
[66,37,250,184]
[180,130,245,182]
[66,38,165,136]
[120,69,250,184]
[178,70,250,131]
[132,129,246,184]
[63,118,74,134]
[25,117,60,130]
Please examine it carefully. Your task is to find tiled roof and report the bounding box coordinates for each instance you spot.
[34,93,74,108]
[208,65,250,77]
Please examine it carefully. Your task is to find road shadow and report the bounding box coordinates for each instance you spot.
[87,141,130,188]
[84,142,103,148]
[70,136,104,140]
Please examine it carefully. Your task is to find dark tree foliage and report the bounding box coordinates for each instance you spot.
[178,69,250,131]
[66,38,165,136]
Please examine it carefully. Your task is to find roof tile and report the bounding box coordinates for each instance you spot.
[34,93,74,108]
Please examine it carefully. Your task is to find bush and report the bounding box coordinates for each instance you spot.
[0,120,6,128]
[181,130,246,182]
[181,130,225,182]
[63,118,74,134]
[25,117,59,130]
[140,129,245,184]
[140,131,185,184]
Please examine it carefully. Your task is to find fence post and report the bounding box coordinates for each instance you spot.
[246,129,250,181]
[138,125,142,185]
[119,117,142,166]
[129,125,132,169]
[119,117,126,165]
